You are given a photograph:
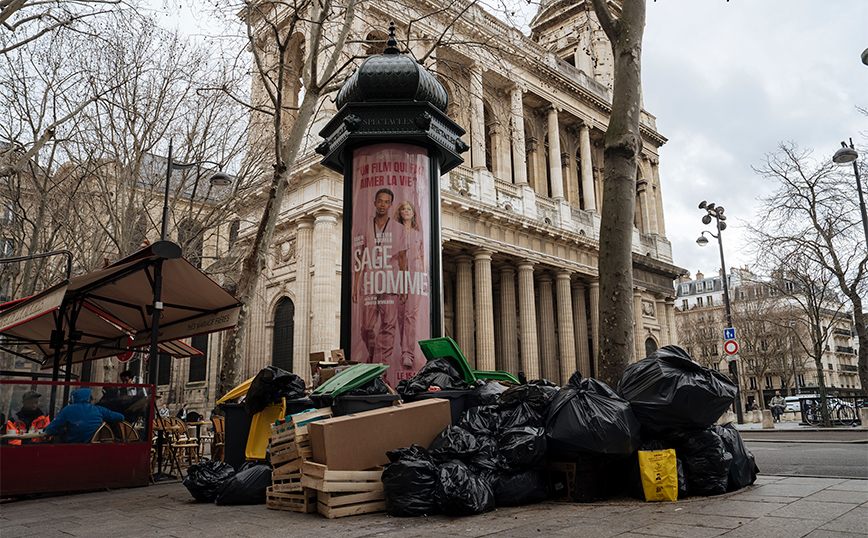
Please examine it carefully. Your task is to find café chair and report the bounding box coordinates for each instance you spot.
[168,417,199,469]
[90,422,115,443]
[113,421,140,442]
[210,416,225,462]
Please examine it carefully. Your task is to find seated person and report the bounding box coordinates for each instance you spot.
[45,388,124,443]
[6,390,50,445]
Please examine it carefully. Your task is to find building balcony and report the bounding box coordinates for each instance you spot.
[836,346,855,355]
[834,327,852,337]
[840,364,859,372]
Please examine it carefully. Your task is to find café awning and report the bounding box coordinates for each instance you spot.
[0,241,240,370]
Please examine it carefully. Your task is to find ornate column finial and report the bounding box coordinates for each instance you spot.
[384,20,400,54]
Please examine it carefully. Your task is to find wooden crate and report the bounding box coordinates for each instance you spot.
[272,470,303,492]
[266,486,318,513]
[301,461,384,492]
[271,408,333,441]
[316,489,386,519]
[272,433,312,468]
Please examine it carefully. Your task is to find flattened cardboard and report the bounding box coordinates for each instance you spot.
[308,399,450,471]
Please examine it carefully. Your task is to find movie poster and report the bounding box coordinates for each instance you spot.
[350,143,430,388]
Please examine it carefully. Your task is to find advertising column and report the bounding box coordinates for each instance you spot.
[350,143,431,388]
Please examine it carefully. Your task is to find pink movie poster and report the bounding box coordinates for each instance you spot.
[350,143,431,388]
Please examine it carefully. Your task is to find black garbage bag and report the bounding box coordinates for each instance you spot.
[469,435,501,472]
[664,428,732,496]
[428,426,479,463]
[344,375,391,396]
[382,445,440,516]
[398,358,471,396]
[571,453,630,502]
[467,381,508,408]
[498,426,546,469]
[499,380,559,413]
[458,405,501,437]
[499,401,545,430]
[214,463,273,505]
[546,377,642,458]
[387,444,433,463]
[435,460,495,515]
[244,366,306,416]
[494,468,549,506]
[617,345,737,433]
[183,460,237,502]
[714,422,759,490]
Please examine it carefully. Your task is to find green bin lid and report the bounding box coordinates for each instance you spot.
[417,337,477,384]
[312,363,389,397]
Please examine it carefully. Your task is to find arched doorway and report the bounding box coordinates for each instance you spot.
[645,337,658,357]
[272,297,295,372]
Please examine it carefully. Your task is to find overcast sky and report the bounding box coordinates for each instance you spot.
[642,0,867,278]
[162,0,867,279]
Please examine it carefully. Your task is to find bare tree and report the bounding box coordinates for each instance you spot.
[589,0,645,388]
[215,0,358,397]
[750,142,868,395]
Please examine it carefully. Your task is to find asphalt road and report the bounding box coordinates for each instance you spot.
[745,439,868,479]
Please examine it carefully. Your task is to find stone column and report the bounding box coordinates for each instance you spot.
[642,158,659,234]
[498,124,512,182]
[527,138,540,193]
[510,87,528,185]
[555,271,577,385]
[517,261,539,379]
[474,249,495,371]
[633,291,644,361]
[293,218,314,378]
[666,298,677,346]
[537,274,558,382]
[547,107,564,200]
[312,211,339,353]
[470,66,485,170]
[579,121,596,211]
[656,298,667,344]
[493,280,503,371]
[637,179,651,233]
[499,266,519,375]
[571,280,591,378]
[455,255,475,367]
[589,279,600,375]
[651,158,666,236]
[562,152,574,206]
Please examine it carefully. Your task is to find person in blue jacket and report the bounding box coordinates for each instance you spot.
[45,388,125,443]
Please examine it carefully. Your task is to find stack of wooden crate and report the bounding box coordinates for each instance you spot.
[265,407,332,513]
[301,461,385,518]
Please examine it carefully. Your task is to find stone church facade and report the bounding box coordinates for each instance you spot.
[166,0,684,410]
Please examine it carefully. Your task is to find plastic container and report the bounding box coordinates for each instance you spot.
[403,390,470,425]
[285,396,316,415]
[332,394,401,416]
[219,403,252,471]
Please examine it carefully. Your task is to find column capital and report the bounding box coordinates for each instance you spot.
[537,272,552,283]
[555,270,572,281]
[578,118,592,131]
[499,265,515,276]
[546,105,561,115]
[313,209,339,223]
[516,260,535,271]
[455,254,473,264]
[511,83,527,95]
[296,217,315,231]
[473,248,494,261]
[571,278,587,290]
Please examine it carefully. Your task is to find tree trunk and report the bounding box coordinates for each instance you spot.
[590,0,646,388]
[217,89,321,399]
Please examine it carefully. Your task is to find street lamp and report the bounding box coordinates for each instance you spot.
[160,139,232,241]
[148,139,231,386]
[696,200,744,424]
[832,139,868,249]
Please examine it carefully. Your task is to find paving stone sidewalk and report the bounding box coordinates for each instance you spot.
[2,475,866,538]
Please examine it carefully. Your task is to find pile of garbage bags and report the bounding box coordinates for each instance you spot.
[383,345,758,515]
[183,461,272,505]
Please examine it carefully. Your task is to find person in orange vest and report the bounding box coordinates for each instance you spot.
[6,390,50,445]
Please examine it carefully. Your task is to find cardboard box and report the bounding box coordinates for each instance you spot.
[308,399,451,471]
[330,349,346,362]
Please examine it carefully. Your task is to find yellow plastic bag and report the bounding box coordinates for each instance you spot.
[638,449,678,502]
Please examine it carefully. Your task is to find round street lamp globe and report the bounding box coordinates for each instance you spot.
[696,234,709,247]
[833,146,859,165]
[210,171,232,186]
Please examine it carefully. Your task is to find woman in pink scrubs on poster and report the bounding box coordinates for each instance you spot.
[396,200,425,368]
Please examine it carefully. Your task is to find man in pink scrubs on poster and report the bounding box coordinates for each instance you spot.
[352,188,408,365]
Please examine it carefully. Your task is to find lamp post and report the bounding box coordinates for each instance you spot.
[148,139,231,386]
[696,200,744,424]
[832,139,868,249]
